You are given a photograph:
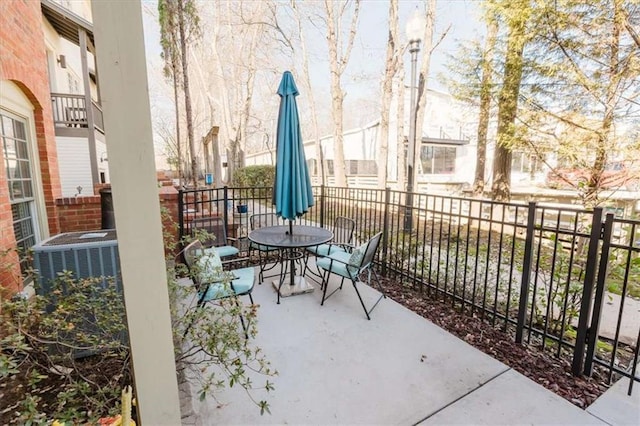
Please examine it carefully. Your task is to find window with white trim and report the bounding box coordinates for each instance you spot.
[511,151,544,174]
[419,145,456,175]
[2,110,37,273]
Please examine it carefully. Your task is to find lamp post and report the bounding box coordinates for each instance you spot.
[404,8,425,231]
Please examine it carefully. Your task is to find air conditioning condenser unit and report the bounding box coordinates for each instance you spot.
[32,229,121,294]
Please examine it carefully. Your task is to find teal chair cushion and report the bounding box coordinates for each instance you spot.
[316,251,359,280]
[200,267,255,302]
[307,243,347,257]
[205,245,239,258]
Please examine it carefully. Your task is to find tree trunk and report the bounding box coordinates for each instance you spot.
[326,1,346,187]
[584,0,622,208]
[178,0,197,187]
[324,0,360,188]
[172,64,182,187]
[491,0,530,201]
[378,0,399,189]
[293,0,325,185]
[236,16,261,176]
[473,16,498,196]
[396,71,406,191]
[412,0,436,191]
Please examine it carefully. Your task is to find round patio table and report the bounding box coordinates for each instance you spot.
[249,225,333,303]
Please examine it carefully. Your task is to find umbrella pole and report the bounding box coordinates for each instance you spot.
[289,220,295,286]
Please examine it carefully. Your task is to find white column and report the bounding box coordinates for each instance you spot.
[90,1,181,424]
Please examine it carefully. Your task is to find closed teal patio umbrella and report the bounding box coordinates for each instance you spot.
[273,71,314,230]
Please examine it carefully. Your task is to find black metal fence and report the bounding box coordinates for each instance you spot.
[179,185,640,393]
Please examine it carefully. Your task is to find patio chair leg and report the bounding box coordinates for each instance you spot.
[320,269,330,306]
[302,250,311,277]
[370,268,386,299]
[276,255,290,305]
[351,279,371,320]
[258,250,265,283]
[302,250,324,286]
[233,296,249,339]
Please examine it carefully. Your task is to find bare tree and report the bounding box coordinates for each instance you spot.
[413,0,447,190]
[396,70,406,191]
[324,0,360,187]
[377,0,400,189]
[187,0,290,185]
[292,0,326,185]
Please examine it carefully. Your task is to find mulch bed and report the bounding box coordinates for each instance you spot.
[382,278,609,408]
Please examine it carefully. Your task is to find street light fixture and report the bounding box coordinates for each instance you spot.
[404,8,425,231]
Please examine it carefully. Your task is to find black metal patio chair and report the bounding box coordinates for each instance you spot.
[303,216,356,285]
[183,240,255,337]
[190,216,240,258]
[316,231,385,320]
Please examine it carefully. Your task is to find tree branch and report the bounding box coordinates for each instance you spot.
[339,0,360,74]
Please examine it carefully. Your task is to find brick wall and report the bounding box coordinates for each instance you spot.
[55,196,103,233]
[53,183,181,252]
[0,0,61,294]
[159,184,181,257]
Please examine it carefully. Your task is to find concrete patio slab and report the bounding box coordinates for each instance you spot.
[190,268,509,424]
[183,261,633,425]
[587,369,640,426]
[420,369,604,425]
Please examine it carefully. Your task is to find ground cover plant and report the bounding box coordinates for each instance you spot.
[0,272,131,424]
[1,217,276,423]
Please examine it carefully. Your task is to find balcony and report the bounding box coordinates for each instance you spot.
[51,92,104,135]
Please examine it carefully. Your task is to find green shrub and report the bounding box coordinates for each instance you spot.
[0,272,131,424]
[232,165,275,188]
[164,209,276,414]
[0,212,276,423]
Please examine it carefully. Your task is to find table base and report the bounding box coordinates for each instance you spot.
[272,276,314,297]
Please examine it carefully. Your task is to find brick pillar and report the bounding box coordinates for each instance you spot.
[159,183,180,257]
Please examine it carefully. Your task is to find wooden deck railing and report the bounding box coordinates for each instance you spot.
[51,92,104,133]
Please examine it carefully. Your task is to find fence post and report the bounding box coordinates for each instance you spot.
[516,202,537,343]
[320,184,325,228]
[177,189,184,241]
[572,207,604,376]
[223,186,229,231]
[584,212,614,376]
[381,187,391,276]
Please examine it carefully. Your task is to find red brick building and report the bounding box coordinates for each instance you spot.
[0,0,62,294]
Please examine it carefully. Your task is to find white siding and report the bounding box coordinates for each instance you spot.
[56,137,93,196]
[96,139,109,184]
